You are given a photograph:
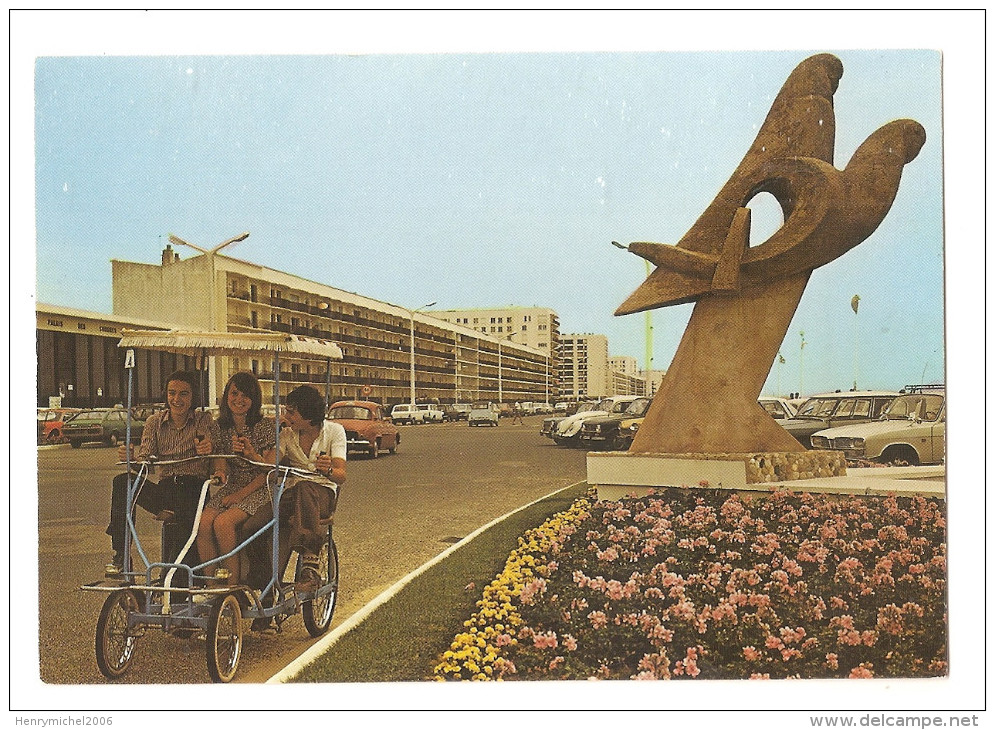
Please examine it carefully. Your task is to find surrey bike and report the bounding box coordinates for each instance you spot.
[81,329,343,683]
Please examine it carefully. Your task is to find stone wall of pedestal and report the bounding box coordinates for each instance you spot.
[587,450,848,502]
[744,450,847,483]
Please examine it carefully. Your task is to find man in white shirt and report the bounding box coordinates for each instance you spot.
[243,386,346,606]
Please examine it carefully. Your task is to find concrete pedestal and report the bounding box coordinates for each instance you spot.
[587,450,848,502]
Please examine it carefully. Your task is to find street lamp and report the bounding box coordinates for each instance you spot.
[168,232,250,405]
[409,301,436,406]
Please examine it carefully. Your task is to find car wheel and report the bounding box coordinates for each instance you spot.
[388,436,398,454]
[880,445,920,467]
[69,440,82,449]
[47,429,62,444]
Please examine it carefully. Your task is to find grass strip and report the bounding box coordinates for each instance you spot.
[292,482,588,682]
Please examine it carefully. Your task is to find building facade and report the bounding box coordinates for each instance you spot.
[110,246,552,407]
[36,304,197,407]
[430,306,560,354]
[557,334,609,400]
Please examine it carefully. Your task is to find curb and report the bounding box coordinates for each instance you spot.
[266,480,585,683]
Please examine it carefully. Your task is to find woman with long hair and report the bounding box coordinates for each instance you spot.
[196,371,276,585]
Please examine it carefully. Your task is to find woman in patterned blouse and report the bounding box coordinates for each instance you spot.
[196,371,277,585]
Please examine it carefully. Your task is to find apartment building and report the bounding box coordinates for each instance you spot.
[110,245,551,407]
[557,334,609,400]
[430,306,559,354]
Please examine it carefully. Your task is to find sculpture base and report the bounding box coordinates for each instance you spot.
[587,450,848,502]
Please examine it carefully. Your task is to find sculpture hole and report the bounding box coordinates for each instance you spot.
[746,192,784,247]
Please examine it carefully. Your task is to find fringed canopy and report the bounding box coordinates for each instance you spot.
[117,329,343,359]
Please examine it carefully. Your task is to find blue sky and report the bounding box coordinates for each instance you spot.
[13,10,985,714]
[32,39,946,397]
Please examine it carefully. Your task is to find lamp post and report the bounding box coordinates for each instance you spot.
[168,231,250,404]
[409,301,436,406]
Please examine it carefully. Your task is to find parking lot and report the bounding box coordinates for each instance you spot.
[37,415,587,684]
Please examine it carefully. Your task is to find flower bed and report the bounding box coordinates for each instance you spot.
[434,486,947,681]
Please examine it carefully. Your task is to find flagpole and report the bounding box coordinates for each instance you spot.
[851,295,861,390]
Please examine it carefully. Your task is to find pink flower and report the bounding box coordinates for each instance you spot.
[563,634,578,652]
[532,631,558,650]
[825,653,839,670]
[588,611,609,630]
[519,577,547,605]
[743,646,761,661]
[849,663,875,679]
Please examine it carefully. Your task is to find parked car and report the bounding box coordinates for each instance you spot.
[37,408,79,445]
[811,389,945,466]
[496,403,514,419]
[468,402,499,427]
[778,391,899,448]
[541,400,599,439]
[578,397,653,450]
[416,403,445,423]
[390,403,425,426]
[553,395,642,447]
[327,400,399,458]
[759,397,798,422]
[443,404,471,422]
[64,407,150,448]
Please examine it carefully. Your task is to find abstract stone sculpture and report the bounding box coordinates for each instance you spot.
[615,54,925,456]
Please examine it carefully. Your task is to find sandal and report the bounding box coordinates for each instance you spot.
[295,554,321,593]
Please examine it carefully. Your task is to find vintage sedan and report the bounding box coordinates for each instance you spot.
[540,400,599,439]
[443,404,471,421]
[759,397,797,422]
[811,390,945,466]
[327,400,399,458]
[64,407,151,448]
[578,397,653,451]
[553,395,642,447]
[37,408,79,445]
[468,402,499,427]
[778,391,898,448]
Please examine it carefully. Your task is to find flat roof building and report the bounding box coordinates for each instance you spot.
[109,245,552,407]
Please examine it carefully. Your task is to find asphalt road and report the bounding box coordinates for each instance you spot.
[36,415,587,684]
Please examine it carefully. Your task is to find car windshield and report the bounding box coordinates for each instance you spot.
[761,400,792,418]
[329,406,373,420]
[794,398,839,419]
[626,398,652,416]
[610,400,635,414]
[882,394,944,421]
[472,403,490,410]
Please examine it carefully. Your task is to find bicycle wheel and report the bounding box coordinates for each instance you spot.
[301,535,338,637]
[95,589,141,679]
[206,593,243,683]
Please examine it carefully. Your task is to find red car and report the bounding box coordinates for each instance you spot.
[37,408,78,445]
[327,400,400,459]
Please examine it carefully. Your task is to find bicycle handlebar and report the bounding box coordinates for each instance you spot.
[118,453,328,481]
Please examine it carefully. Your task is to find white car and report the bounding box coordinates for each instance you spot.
[468,402,499,427]
[759,396,797,423]
[810,390,945,466]
[390,403,425,426]
[416,403,444,423]
[553,395,642,447]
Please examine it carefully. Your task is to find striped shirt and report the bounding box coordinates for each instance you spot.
[135,409,219,478]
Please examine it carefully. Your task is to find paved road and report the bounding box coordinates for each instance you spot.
[37,415,587,684]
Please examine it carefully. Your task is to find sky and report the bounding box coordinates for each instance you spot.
[12,9,985,719]
[29,22,947,398]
